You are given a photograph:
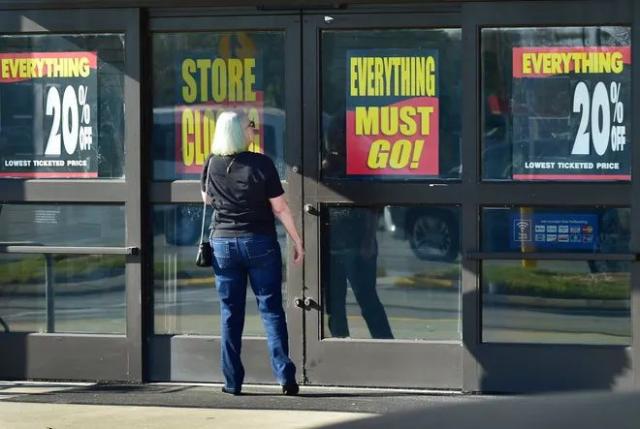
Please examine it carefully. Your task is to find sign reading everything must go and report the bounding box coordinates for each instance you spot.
[346,49,440,176]
[511,46,631,180]
[0,52,98,178]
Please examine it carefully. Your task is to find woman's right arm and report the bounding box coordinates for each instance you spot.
[269,195,304,265]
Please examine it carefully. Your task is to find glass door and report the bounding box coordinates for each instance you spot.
[301,11,465,388]
[147,12,302,383]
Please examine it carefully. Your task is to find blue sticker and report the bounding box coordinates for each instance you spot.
[510,212,599,251]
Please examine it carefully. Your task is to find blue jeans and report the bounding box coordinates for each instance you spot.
[211,234,296,391]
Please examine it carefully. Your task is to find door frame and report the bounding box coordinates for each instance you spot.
[301,0,639,392]
[301,7,465,389]
[145,10,303,383]
[0,8,143,381]
[461,0,637,393]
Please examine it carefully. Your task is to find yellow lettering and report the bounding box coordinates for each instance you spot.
[399,107,417,136]
[355,106,378,135]
[228,59,243,102]
[350,57,358,96]
[383,57,392,96]
[599,52,612,73]
[18,59,27,78]
[551,53,562,74]
[196,59,211,102]
[80,58,90,77]
[542,54,552,74]
[522,53,533,74]
[211,58,227,103]
[374,57,384,96]
[425,56,436,96]
[202,109,215,157]
[380,106,398,136]
[181,59,197,103]
[389,140,411,169]
[611,52,624,73]
[367,139,390,169]
[366,58,375,96]
[416,106,434,135]
[244,58,256,102]
[247,107,261,153]
[181,109,195,166]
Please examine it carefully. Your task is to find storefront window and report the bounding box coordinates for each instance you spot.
[152,204,288,336]
[321,29,462,180]
[0,203,125,246]
[482,260,630,345]
[322,205,461,341]
[482,206,630,257]
[482,27,631,181]
[0,34,125,179]
[0,254,125,334]
[151,32,287,181]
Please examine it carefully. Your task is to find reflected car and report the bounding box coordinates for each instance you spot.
[383,206,459,262]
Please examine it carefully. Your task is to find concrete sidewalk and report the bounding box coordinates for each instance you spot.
[0,381,486,429]
[0,402,369,429]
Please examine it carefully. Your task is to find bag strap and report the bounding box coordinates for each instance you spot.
[200,156,212,244]
[201,154,235,242]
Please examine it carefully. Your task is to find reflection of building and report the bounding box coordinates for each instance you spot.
[0,1,636,395]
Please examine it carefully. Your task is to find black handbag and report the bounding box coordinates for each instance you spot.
[195,200,212,267]
[196,157,213,267]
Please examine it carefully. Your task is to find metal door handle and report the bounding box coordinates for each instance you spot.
[293,297,319,310]
[304,297,320,310]
[304,204,319,216]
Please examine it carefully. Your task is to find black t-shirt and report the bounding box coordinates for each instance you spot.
[200,152,284,237]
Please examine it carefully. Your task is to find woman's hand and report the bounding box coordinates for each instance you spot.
[293,240,305,265]
[270,195,305,266]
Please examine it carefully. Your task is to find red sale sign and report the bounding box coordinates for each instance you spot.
[346,49,440,176]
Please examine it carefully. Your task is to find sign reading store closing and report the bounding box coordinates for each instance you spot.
[346,49,439,176]
[176,34,264,175]
[511,46,631,181]
[0,52,98,178]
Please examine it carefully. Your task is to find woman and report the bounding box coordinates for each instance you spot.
[200,110,304,396]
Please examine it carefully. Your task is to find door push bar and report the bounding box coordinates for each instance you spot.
[0,243,139,255]
[465,251,638,261]
[0,242,139,334]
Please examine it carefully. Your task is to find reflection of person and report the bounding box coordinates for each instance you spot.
[325,207,394,339]
[200,111,304,396]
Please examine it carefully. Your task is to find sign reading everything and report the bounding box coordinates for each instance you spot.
[0,52,98,178]
[511,46,631,181]
[346,49,439,176]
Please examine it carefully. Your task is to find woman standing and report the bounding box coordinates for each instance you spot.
[200,111,304,396]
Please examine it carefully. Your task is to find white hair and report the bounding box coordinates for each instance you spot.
[210,111,249,156]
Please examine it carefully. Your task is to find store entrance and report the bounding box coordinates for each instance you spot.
[298,12,464,388]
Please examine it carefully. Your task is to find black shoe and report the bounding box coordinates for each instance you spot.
[281,382,299,396]
[221,386,241,395]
